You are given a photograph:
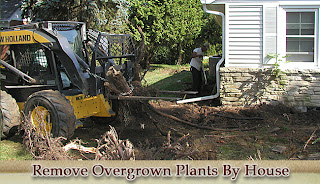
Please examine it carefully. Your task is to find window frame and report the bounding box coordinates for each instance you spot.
[280,8,319,68]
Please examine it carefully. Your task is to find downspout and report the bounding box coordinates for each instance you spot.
[177,4,225,104]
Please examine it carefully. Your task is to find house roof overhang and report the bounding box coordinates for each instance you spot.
[200,0,320,4]
[1,0,23,21]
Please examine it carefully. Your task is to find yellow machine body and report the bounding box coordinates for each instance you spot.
[0,30,51,45]
[17,94,115,123]
[65,94,115,119]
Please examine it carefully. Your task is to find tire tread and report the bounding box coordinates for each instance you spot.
[24,90,76,139]
[0,90,20,138]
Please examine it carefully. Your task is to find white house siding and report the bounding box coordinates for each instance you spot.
[202,1,320,108]
[226,5,263,67]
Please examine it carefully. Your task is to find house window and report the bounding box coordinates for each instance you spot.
[286,11,316,62]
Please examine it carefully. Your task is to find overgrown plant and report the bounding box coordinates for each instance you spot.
[267,53,290,77]
[22,112,135,160]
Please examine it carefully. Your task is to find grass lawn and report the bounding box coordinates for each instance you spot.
[1,109,32,160]
[142,64,192,91]
[0,139,32,160]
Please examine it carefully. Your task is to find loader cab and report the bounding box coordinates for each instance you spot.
[1,43,53,83]
[0,22,87,101]
[1,42,70,101]
[47,22,88,62]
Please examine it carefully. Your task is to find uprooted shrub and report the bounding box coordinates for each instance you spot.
[21,114,135,160]
[21,112,197,160]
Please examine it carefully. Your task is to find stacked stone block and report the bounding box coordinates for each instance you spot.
[220,68,320,109]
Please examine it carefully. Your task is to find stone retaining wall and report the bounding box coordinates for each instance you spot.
[219,68,320,110]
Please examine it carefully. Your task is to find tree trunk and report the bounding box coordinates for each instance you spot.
[104,66,131,95]
[133,26,146,81]
[177,43,183,65]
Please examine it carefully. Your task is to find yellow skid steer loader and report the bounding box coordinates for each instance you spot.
[0,21,135,139]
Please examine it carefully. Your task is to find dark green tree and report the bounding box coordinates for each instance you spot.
[22,0,129,32]
[196,13,222,56]
[22,0,222,64]
[163,0,204,64]
[129,0,206,65]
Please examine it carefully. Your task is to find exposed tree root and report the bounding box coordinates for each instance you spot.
[145,102,259,132]
[22,115,71,160]
[94,126,135,160]
[212,113,264,120]
[22,115,135,160]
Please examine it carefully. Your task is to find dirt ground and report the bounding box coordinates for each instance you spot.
[74,99,320,160]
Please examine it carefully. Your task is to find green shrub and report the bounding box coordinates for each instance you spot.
[152,46,172,64]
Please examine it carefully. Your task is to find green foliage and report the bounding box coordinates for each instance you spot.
[203,57,209,68]
[128,0,221,65]
[153,46,172,64]
[267,53,290,78]
[196,14,222,56]
[22,0,129,33]
[22,0,223,64]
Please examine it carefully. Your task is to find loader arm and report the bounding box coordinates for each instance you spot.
[44,29,89,95]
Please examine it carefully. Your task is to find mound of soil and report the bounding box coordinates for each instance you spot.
[75,100,320,160]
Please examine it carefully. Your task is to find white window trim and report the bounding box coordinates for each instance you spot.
[278,8,319,69]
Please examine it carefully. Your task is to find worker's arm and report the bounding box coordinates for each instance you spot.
[191,52,203,58]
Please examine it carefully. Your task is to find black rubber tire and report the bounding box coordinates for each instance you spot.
[0,90,21,139]
[23,90,76,139]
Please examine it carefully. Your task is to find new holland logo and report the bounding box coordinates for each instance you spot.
[0,34,31,43]
[0,30,50,45]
